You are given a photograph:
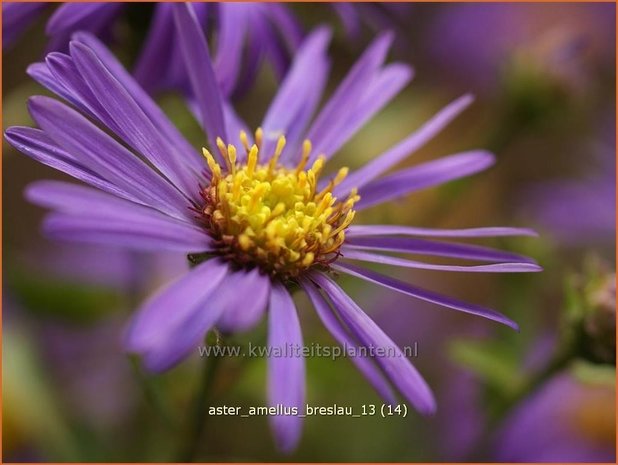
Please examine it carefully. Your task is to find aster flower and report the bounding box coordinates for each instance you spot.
[2,2,302,98]
[528,123,616,247]
[2,2,47,49]
[426,3,615,93]
[3,2,412,96]
[495,372,615,461]
[331,2,412,46]
[5,3,540,452]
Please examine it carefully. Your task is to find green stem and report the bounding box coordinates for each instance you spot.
[176,334,223,462]
[129,357,176,431]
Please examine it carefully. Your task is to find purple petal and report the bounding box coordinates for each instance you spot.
[27,61,82,109]
[132,3,177,93]
[44,52,120,130]
[216,268,271,333]
[126,259,229,372]
[46,3,122,35]
[41,212,211,253]
[232,9,269,96]
[335,94,474,196]
[343,236,536,264]
[69,39,201,199]
[3,2,47,48]
[346,225,539,238]
[305,32,395,160]
[267,282,305,453]
[320,62,413,162]
[264,3,303,50]
[5,126,134,202]
[71,32,204,175]
[26,180,196,226]
[27,96,190,219]
[214,4,249,97]
[172,3,227,153]
[300,279,397,405]
[332,261,519,330]
[331,3,362,39]
[311,272,436,415]
[356,150,495,210]
[340,248,542,273]
[261,27,331,160]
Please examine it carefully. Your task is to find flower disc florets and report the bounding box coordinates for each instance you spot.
[200,129,359,278]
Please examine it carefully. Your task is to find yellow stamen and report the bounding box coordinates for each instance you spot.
[296,140,312,174]
[269,135,286,173]
[239,130,251,153]
[202,148,221,178]
[255,127,263,149]
[201,131,358,278]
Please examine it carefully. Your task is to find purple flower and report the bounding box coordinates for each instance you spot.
[527,120,616,246]
[2,2,47,49]
[3,2,410,97]
[133,2,302,97]
[2,2,123,51]
[494,372,615,462]
[5,3,540,452]
[331,3,412,42]
[2,2,302,98]
[426,3,615,93]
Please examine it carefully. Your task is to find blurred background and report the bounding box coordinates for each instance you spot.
[2,2,616,462]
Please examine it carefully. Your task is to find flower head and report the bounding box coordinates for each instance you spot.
[198,132,358,278]
[5,3,540,452]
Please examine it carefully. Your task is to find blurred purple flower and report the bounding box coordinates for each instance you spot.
[2,2,47,48]
[527,122,616,246]
[3,2,414,96]
[39,317,139,429]
[426,3,615,93]
[5,3,539,452]
[332,3,412,46]
[2,2,302,98]
[494,372,615,462]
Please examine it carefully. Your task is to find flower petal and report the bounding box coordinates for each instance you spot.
[132,3,184,93]
[343,235,536,264]
[260,27,331,160]
[340,248,542,273]
[335,94,474,196]
[27,61,83,110]
[27,96,190,219]
[26,180,196,225]
[3,2,47,48]
[305,32,396,160]
[300,279,397,405]
[71,32,204,174]
[172,3,227,152]
[267,282,305,453]
[214,3,249,97]
[332,261,519,330]
[216,268,271,333]
[42,212,211,253]
[346,225,539,238]
[69,39,200,198]
[355,150,495,210]
[126,259,229,372]
[5,126,134,202]
[311,272,436,415]
[319,62,413,163]
[46,2,122,36]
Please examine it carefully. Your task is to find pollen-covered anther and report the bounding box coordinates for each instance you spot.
[200,129,359,278]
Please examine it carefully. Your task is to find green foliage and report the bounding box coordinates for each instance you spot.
[8,265,126,324]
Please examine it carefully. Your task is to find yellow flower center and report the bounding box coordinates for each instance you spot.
[200,129,359,278]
